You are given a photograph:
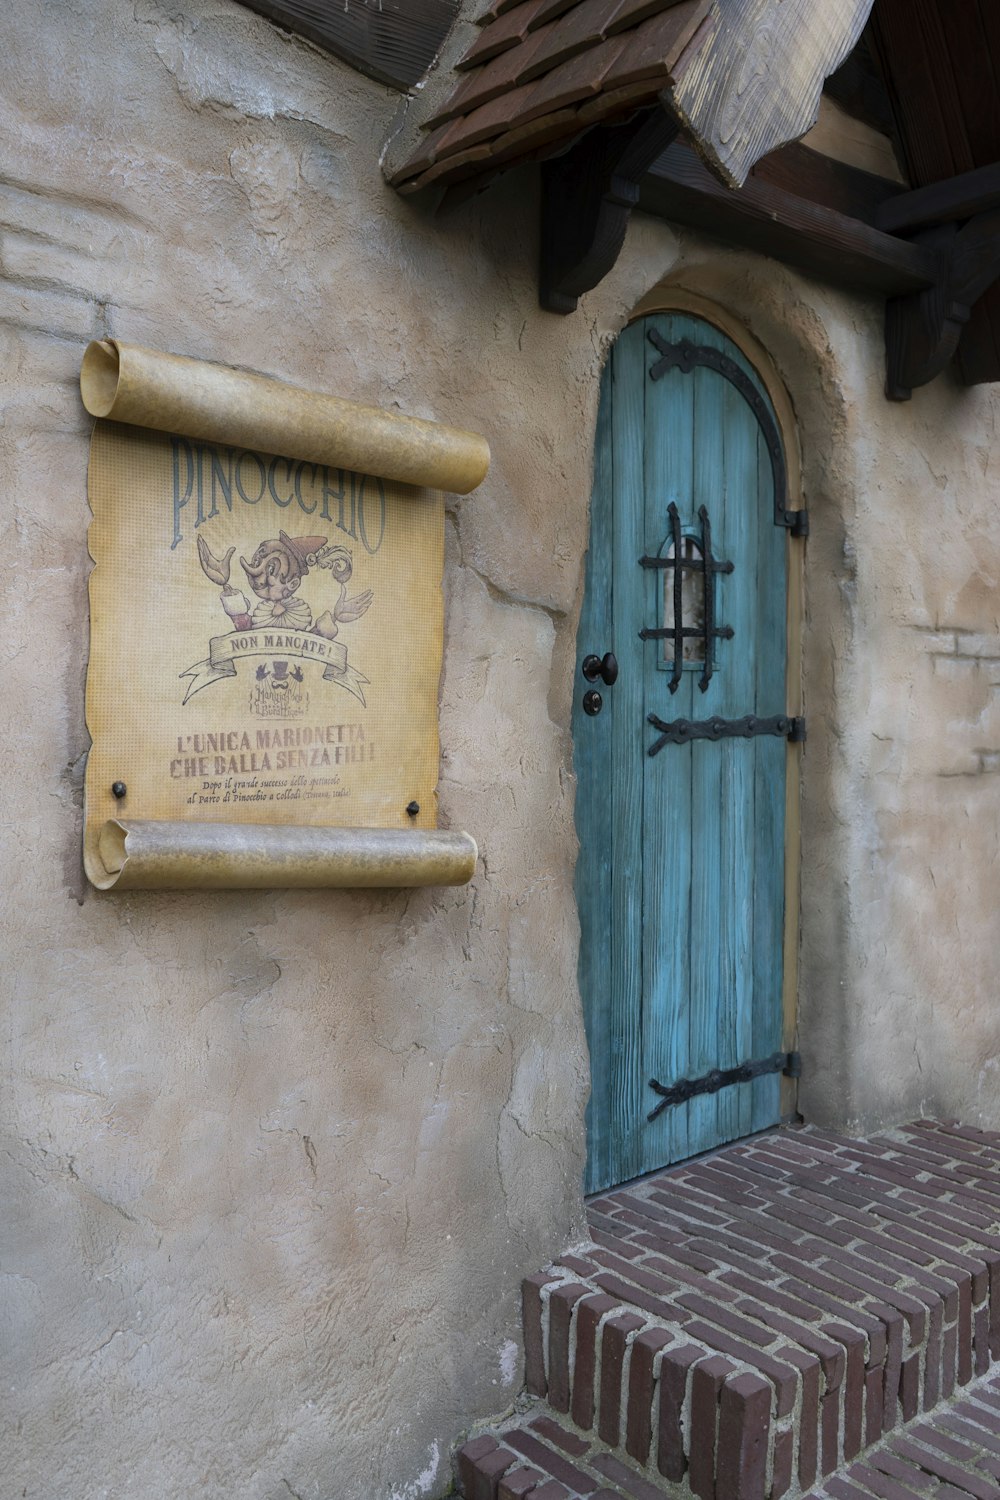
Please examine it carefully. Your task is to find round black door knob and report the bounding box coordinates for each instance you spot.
[582,652,619,686]
[582,690,603,716]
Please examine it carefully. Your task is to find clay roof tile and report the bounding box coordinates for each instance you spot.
[457,0,547,71]
[517,35,629,121]
[528,0,593,29]
[399,140,496,194]
[575,77,661,124]
[484,106,583,165]
[432,83,538,155]
[386,120,455,186]
[394,0,713,191]
[424,21,558,126]
[516,0,626,83]
[601,0,709,89]
[605,0,687,34]
[475,0,528,23]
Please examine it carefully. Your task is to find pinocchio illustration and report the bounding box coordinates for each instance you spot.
[196,530,373,638]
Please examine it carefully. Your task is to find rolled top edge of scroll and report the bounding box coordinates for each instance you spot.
[81,339,121,418]
[78,339,491,493]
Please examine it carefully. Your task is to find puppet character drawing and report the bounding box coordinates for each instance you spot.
[197,531,373,638]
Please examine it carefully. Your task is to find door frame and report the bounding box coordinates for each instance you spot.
[588,288,806,1131]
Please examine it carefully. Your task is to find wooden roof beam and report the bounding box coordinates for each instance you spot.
[876,162,1000,234]
[534,0,878,311]
[540,108,680,313]
[869,0,1000,388]
[640,141,1000,401]
[885,210,1000,399]
[639,139,937,296]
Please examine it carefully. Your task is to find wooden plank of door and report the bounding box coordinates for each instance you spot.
[716,344,762,1147]
[640,313,695,1175]
[576,369,616,1195]
[685,333,728,1159]
[751,424,789,1133]
[609,321,648,1187]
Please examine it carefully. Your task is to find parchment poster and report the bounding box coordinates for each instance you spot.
[81,341,488,890]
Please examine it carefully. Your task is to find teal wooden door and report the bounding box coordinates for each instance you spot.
[574,311,793,1194]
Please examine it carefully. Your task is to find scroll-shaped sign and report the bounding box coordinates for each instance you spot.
[81,340,488,891]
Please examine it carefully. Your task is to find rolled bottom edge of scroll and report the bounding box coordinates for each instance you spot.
[88,819,478,891]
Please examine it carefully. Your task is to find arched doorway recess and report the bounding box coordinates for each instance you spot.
[573,302,804,1194]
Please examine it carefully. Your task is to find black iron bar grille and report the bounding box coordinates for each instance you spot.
[639,501,734,693]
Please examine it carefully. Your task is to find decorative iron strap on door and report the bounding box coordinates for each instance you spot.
[647,1051,802,1121]
[647,332,808,537]
[639,501,733,693]
[646,712,806,758]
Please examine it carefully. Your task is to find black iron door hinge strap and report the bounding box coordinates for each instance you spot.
[648,1051,801,1121]
[646,332,808,538]
[638,501,733,694]
[647,713,806,758]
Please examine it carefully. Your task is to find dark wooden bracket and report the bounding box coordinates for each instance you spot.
[885,204,1000,400]
[539,107,680,315]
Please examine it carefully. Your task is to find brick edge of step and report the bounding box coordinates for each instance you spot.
[519,1270,816,1500]
[456,1385,1000,1500]
[456,1406,690,1500]
[512,1123,1000,1500]
[803,1372,1000,1500]
[455,1349,779,1500]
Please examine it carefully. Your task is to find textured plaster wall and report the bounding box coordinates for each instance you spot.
[0,3,677,1497]
[793,296,1000,1134]
[5,3,1000,1498]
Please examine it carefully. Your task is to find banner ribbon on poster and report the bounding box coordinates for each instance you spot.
[180,630,368,705]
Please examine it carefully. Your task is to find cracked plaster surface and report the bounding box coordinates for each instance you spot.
[0,0,642,1494]
[5,1,1000,1497]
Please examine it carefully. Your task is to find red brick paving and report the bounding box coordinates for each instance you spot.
[459,1123,1000,1500]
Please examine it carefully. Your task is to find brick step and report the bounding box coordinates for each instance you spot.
[458,1121,1000,1500]
[803,1372,1000,1500]
[458,1379,1000,1500]
[457,1407,699,1500]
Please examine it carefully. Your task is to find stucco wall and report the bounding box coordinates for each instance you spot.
[0,3,676,1496]
[5,2,1000,1497]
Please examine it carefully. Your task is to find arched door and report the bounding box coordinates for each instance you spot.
[574,310,801,1194]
